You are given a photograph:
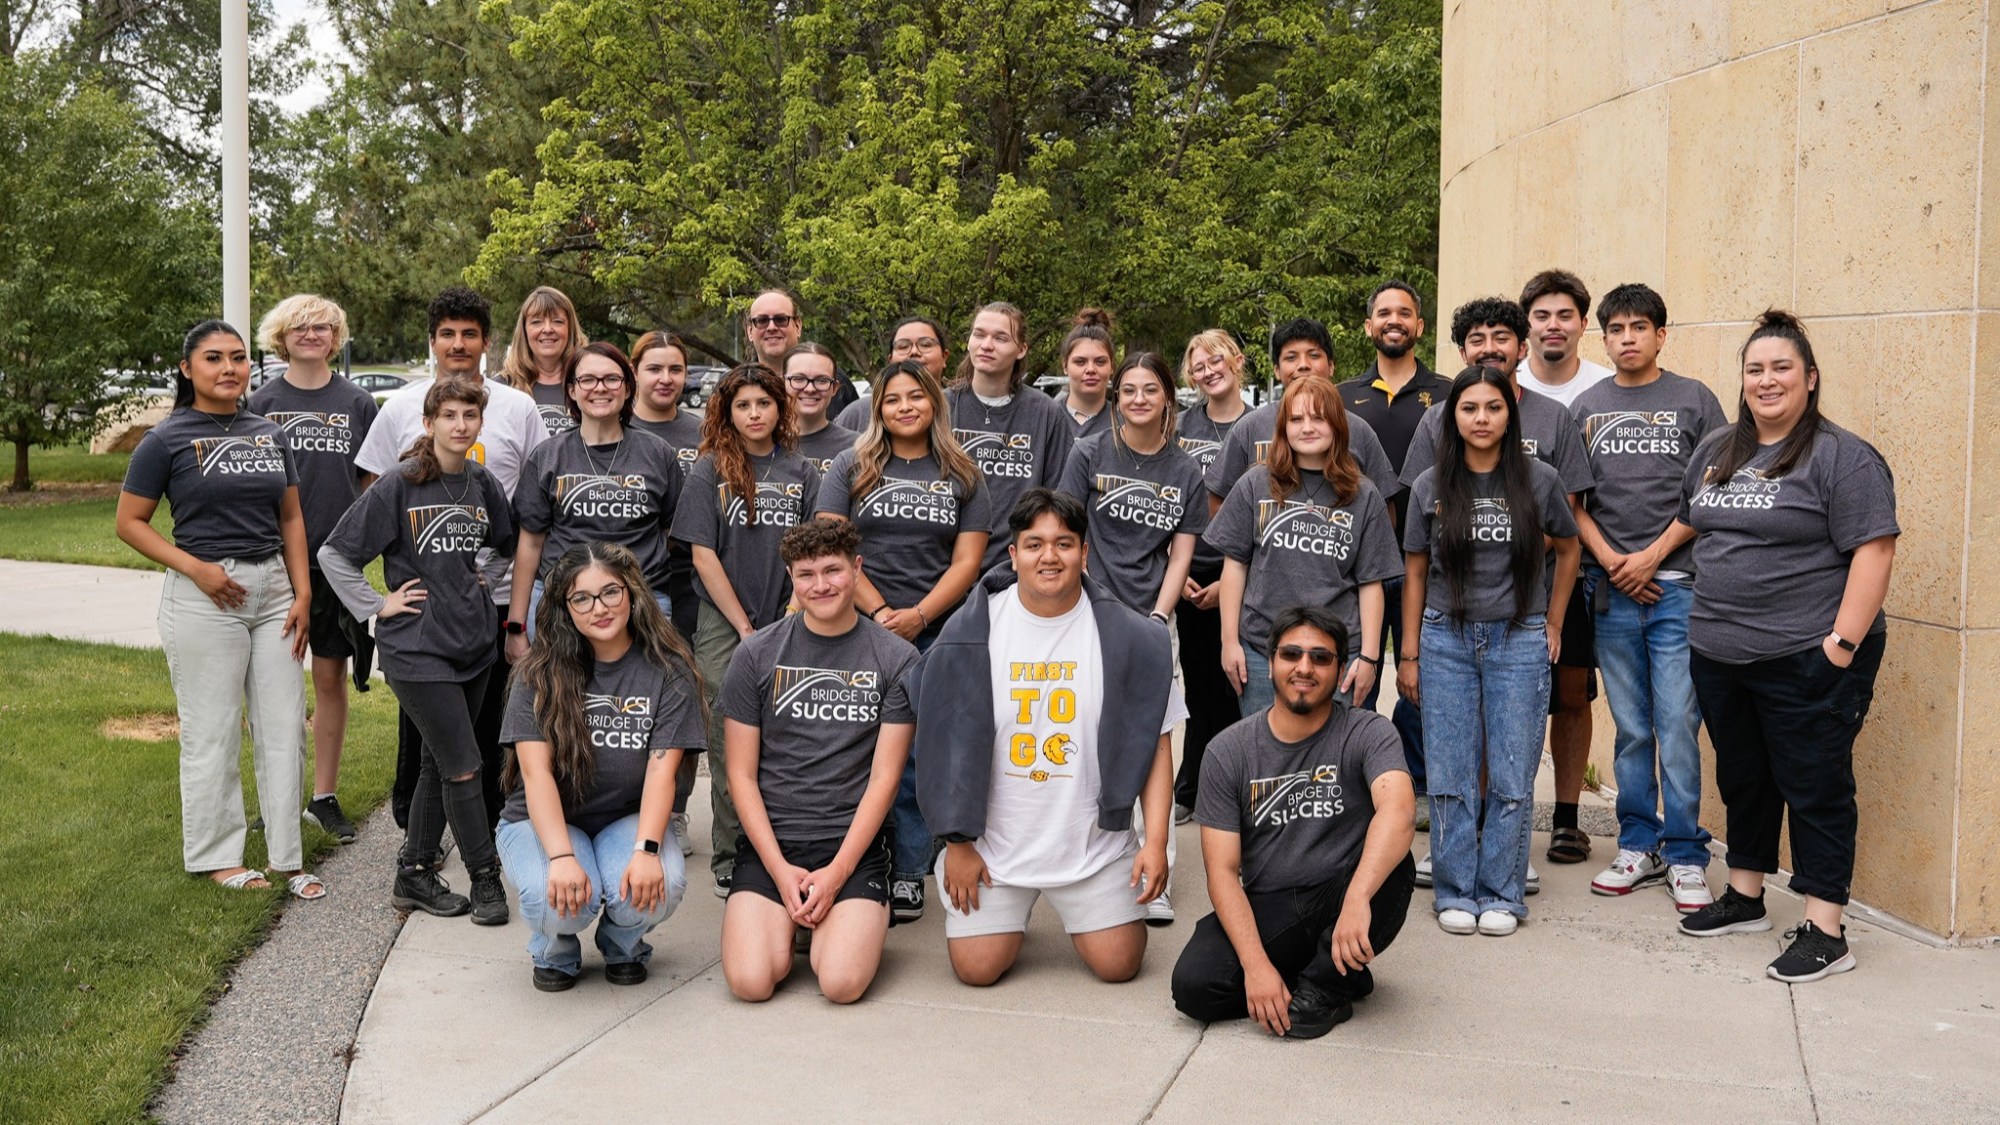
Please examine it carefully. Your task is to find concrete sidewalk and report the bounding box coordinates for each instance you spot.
[0,558,165,647]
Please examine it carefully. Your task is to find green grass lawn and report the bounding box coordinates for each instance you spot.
[0,634,400,1123]
[20,444,133,483]
[0,498,164,569]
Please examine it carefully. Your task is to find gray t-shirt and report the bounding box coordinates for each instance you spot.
[1571,372,1728,573]
[834,396,872,432]
[530,381,577,437]
[1194,705,1408,894]
[668,449,820,628]
[797,422,859,474]
[122,409,298,562]
[1204,468,1402,655]
[320,463,515,681]
[628,409,704,466]
[512,428,682,589]
[499,645,708,836]
[1067,404,1113,441]
[1180,402,1246,575]
[945,387,1075,570]
[1403,460,1578,622]
[248,375,379,557]
[721,614,919,840]
[1679,422,1898,663]
[814,448,991,622]
[1399,387,1594,495]
[1204,402,1398,504]
[1056,432,1210,613]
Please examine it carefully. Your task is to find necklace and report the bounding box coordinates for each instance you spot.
[195,409,238,434]
[1296,469,1330,513]
[584,432,625,479]
[440,468,471,507]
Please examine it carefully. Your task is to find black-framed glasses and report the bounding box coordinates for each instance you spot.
[748,314,797,329]
[566,583,628,613]
[572,373,625,390]
[785,373,837,391]
[1274,644,1338,667]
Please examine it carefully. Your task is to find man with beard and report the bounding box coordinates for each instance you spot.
[1170,605,1416,1038]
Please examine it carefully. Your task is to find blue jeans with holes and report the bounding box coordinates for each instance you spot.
[1419,610,1549,918]
[497,813,687,974]
[1590,570,1711,867]
[890,630,937,879]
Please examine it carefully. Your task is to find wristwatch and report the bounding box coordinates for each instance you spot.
[1830,631,1858,653]
[503,620,525,636]
[634,838,661,855]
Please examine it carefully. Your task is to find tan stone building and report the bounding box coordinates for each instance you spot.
[1439,0,1994,941]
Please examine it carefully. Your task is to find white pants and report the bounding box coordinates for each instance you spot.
[158,555,306,872]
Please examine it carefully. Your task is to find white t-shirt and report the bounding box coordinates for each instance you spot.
[978,587,1187,888]
[355,374,550,605]
[1515,356,1613,410]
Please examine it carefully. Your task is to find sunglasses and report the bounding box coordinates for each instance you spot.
[1274,644,1338,667]
[748,314,798,330]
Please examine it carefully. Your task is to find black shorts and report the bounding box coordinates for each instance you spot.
[730,832,891,906]
[307,568,359,660]
[1548,580,1598,713]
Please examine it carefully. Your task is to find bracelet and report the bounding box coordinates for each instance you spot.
[1148,611,1169,624]
[917,606,931,629]
[870,605,892,621]
[1400,654,1419,663]
[548,852,574,862]
[1356,654,1381,666]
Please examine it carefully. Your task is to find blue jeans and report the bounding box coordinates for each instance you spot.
[1419,610,1550,918]
[1591,569,1710,866]
[890,629,937,878]
[527,579,671,639]
[496,813,687,974]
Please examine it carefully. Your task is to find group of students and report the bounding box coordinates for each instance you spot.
[117,267,1897,1038]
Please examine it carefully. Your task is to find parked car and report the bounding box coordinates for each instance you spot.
[106,368,175,396]
[682,365,729,411]
[351,372,411,395]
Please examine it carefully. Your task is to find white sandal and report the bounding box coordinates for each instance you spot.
[283,872,327,901]
[212,868,269,890]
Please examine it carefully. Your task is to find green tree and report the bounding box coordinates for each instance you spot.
[0,54,212,490]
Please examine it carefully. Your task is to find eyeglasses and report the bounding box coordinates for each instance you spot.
[891,337,941,355]
[1118,382,1165,398]
[566,583,628,613]
[786,374,837,391]
[1274,644,1338,667]
[288,323,336,338]
[748,314,797,330]
[572,374,625,390]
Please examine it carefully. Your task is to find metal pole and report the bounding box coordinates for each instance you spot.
[221,0,250,334]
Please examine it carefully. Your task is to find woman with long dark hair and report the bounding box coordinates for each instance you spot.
[1670,311,1898,984]
[1208,377,1399,717]
[321,380,516,923]
[117,321,321,899]
[668,363,820,895]
[496,542,706,991]
[814,358,989,922]
[1398,366,1578,939]
[501,285,588,436]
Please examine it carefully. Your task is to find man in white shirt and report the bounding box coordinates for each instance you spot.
[354,285,550,829]
[1515,268,1613,409]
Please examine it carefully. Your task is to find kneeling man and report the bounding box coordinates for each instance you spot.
[1172,606,1416,1038]
[917,488,1183,985]
[720,517,919,1004]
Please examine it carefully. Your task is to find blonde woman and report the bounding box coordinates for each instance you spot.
[501,286,589,436]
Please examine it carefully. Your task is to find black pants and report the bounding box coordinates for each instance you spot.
[1691,632,1884,906]
[1172,852,1416,1021]
[393,611,508,830]
[1174,574,1238,809]
[388,666,497,872]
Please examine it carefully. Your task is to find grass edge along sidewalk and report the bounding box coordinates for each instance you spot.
[0,634,399,1123]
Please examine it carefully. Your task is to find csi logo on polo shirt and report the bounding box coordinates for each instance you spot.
[722,481,805,527]
[191,434,286,476]
[771,664,882,722]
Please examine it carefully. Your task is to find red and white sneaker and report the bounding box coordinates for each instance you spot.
[1667,865,1714,913]
[1590,849,1666,895]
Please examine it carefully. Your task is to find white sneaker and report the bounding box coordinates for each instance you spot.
[1526,862,1541,896]
[1590,849,1667,895]
[1477,909,1518,937]
[1414,853,1433,887]
[671,812,693,856]
[1438,908,1477,935]
[1146,890,1176,927]
[1667,865,1713,913]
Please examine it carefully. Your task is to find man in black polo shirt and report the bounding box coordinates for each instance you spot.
[1336,281,1452,825]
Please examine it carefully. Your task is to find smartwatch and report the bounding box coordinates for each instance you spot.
[503,620,526,636]
[1830,631,1858,653]
[635,838,661,856]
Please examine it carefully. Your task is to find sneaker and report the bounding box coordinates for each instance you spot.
[468,862,509,926]
[1412,793,1431,832]
[1414,853,1433,887]
[532,966,578,992]
[392,863,470,917]
[1667,865,1713,913]
[793,927,812,956]
[1526,862,1540,896]
[712,872,732,899]
[671,812,693,856]
[1678,886,1772,937]
[1173,803,1194,827]
[1591,849,1667,895]
[605,960,648,986]
[1477,909,1518,937]
[1281,979,1353,1039]
[1438,908,1477,935]
[890,877,924,923]
[303,796,358,843]
[1767,920,1855,983]
[1146,890,1176,927]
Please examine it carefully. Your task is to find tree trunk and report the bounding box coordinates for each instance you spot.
[11,438,31,492]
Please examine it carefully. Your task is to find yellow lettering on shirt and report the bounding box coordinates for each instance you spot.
[1008,662,1079,682]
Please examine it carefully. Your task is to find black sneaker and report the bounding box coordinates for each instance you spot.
[532,966,578,992]
[1768,920,1855,983]
[604,961,648,986]
[1678,886,1772,937]
[303,795,358,843]
[392,863,470,917]
[1344,966,1375,1002]
[468,862,509,926]
[890,877,924,924]
[712,872,732,899]
[1282,979,1354,1039]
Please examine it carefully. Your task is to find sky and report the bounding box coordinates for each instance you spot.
[271,0,347,114]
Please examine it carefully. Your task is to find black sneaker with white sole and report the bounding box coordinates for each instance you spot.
[1767,920,1855,983]
[1282,979,1354,1039]
[890,877,924,924]
[1678,886,1772,937]
[303,795,358,843]
[392,863,470,917]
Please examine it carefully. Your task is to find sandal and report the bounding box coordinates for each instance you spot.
[211,868,270,891]
[1546,826,1592,865]
[281,872,328,901]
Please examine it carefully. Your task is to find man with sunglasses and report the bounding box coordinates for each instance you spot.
[746,289,860,419]
[1171,605,1417,1038]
